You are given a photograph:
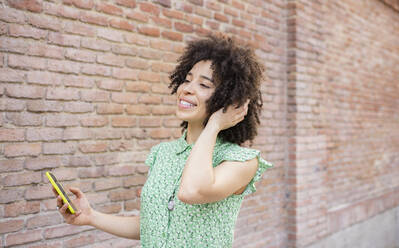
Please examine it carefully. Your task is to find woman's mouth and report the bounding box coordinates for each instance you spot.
[178,100,197,109]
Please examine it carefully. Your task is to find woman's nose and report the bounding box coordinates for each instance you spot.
[182,81,195,94]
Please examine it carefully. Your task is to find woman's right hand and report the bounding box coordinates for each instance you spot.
[53,187,93,226]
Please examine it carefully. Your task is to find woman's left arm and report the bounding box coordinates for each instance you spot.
[178,101,258,204]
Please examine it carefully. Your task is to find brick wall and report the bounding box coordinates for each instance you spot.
[287,0,399,247]
[1,0,398,247]
[0,0,285,247]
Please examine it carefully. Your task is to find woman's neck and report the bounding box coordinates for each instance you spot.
[186,123,204,145]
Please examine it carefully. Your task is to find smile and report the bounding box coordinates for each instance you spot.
[179,100,197,109]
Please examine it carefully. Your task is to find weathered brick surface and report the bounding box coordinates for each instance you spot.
[0,0,397,247]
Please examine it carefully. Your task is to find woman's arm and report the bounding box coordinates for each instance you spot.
[56,187,140,240]
[90,210,140,240]
[178,101,258,204]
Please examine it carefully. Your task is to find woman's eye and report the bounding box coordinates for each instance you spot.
[200,84,210,88]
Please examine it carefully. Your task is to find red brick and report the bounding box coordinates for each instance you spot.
[8,0,43,13]
[149,16,172,28]
[5,229,42,247]
[126,58,150,69]
[25,156,65,170]
[185,15,203,25]
[111,92,137,104]
[65,48,96,62]
[109,189,136,201]
[0,159,24,173]
[46,114,79,127]
[115,0,136,8]
[80,116,108,127]
[0,189,24,204]
[64,102,94,113]
[0,128,25,142]
[48,59,80,74]
[96,203,122,214]
[27,213,62,229]
[206,1,222,11]
[64,234,95,248]
[138,26,161,37]
[151,105,176,115]
[91,129,123,140]
[46,88,80,101]
[126,10,149,23]
[123,174,147,187]
[111,116,137,127]
[97,54,125,67]
[151,62,174,73]
[138,95,162,104]
[48,32,80,47]
[43,142,75,155]
[44,2,80,19]
[0,8,26,23]
[139,2,160,16]
[63,128,91,140]
[125,81,151,93]
[150,40,172,51]
[175,22,194,33]
[94,177,121,191]
[0,219,24,234]
[28,43,64,60]
[4,143,41,157]
[80,90,109,102]
[96,103,124,114]
[26,128,63,141]
[96,2,123,16]
[126,105,152,115]
[78,167,106,178]
[125,199,140,211]
[63,75,95,88]
[215,13,229,23]
[64,21,96,37]
[68,156,92,167]
[112,68,138,80]
[79,12,108,26]
[175,2,193,13]
[138,71,161,83]
[44,225,92,239]
[79,143,107,153]
[5,84,44,99]
[139,117,161,127]
[81,37,111,51]
[111,44,138,56]
[109,18,135,31]
[64,0,94,10]
[149,128,173,139]
[153,0,171,8]
[162,9,184,20]
[108,165,135,176]
[3,171,42,186]
[28,14,62,31]
[81,64,111,76]
[8,54,46,70]
[0,68,24,83]
[137,48,164,60]
[162,30,183,41]
[97,28,124,42]
[225,6,239,17]
[4,201,40,217]
[92,153,119,166]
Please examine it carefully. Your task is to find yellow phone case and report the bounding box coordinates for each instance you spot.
[46,171,77,214]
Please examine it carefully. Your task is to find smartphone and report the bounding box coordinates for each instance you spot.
[46,171,77,214]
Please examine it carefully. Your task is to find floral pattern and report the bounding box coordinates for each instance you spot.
[140,131,273,247]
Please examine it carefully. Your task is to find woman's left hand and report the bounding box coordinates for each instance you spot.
[208,99,250,131]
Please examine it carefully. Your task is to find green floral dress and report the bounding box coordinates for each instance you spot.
[140,130,273,248]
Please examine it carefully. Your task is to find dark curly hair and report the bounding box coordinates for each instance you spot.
[169,34,264,146]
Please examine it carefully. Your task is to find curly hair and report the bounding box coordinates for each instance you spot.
[169,34,264,146]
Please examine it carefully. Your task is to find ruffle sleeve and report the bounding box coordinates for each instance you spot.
[145,143,161,169]
[216,145,273,196]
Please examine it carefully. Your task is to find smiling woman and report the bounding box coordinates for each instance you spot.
[51,34,273,248]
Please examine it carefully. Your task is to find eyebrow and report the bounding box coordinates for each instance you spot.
[187,72,214,83]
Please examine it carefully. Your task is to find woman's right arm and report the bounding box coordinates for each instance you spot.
[55,187,140,240]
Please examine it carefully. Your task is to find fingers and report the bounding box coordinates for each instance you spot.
[69,187,83,198]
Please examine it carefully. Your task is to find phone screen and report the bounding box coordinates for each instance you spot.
[47,172,77,213]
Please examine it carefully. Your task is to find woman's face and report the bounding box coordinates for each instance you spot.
[176,60,215,125]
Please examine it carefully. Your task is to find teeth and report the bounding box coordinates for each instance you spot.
[180,100,195,107]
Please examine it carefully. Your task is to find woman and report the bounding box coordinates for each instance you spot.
[54,35,273,247]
